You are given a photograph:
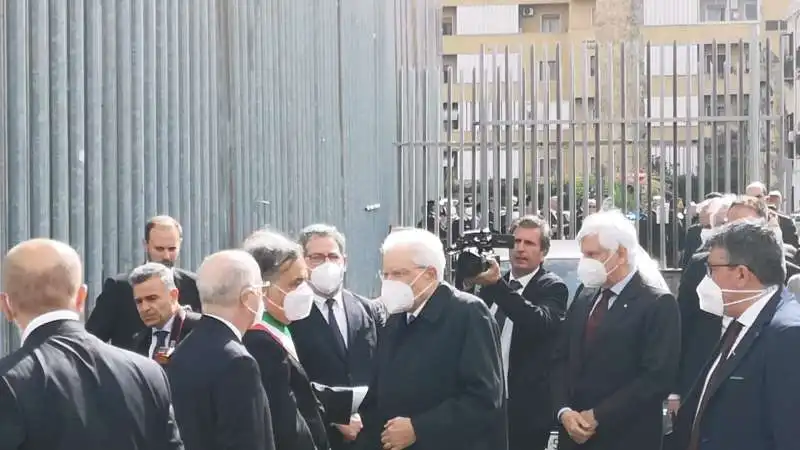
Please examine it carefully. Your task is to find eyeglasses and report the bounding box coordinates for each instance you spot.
[306,253,343,265]
[705,262,737,277]
[241,282,270,297]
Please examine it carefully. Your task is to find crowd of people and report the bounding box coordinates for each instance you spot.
[1,179,799,450]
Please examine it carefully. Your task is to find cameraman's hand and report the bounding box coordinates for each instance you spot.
[470,258,502,286]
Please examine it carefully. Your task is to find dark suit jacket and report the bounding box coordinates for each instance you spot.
[356,283,506,450]
[776,212,799,249]
[130,309,202,358]
[0,319,183,450]
[478,267,568,448]
[551,271,681,450]
[244,325,328,450]
[86,268,201,350]
[676,254,799,397]
[167,316,275,450]
[680,224,703,268]
[670,289,800,450]
[290,290,381,450]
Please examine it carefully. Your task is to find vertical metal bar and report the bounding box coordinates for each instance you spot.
[555,43,564,238]
[645,42,653,256]
[605,43,615,209]
[67,0,86,266]
[593,44,602,211]
[85,0,103,302]
[738,40,746,190]
[711,41,719,193]
[518,59,527,218]
[50,0,69,242]
[697,44,706,200]
[446,66,453,247]
[102,1,119,275]
[620,42,628,214]
[504,47,514,232]
[458,69,466,236]
[568,43,577,237]
[765,38,772,188]
[493,53,502,228]
[684,43,693,214]
[30,0,51,238]
[582,42,590,218]
[530,45,539,216]
[671,41,680,268]
[723,42,732,193]
[543,46,552,231]
[479,45,490,229]
[658,43,666,267]
[131,0,145,258]
[470,68,478,228]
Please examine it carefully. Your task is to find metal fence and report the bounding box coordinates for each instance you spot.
[0,0,411,355]
[396,35,798,269]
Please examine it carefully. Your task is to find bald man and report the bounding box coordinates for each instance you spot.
[86,215,201,350]
[0,239,183,450]
[166,250,276,450]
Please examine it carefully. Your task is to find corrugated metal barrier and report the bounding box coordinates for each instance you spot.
[0,0,430,355]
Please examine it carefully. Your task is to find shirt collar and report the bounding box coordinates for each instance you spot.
[736,286,779,328]
[608,268,637,296]
[153,313,177,334]
[313,290,343,310]
[20,309,81,345]
[510,266,539,290]
[204,314,243,341]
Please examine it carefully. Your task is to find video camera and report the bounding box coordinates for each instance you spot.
[445,229,514,288]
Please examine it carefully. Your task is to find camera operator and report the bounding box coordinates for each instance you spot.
[469,215,568,450]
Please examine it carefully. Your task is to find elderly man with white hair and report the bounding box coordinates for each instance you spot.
[355,228,506,450]
[166,250,276,450]
[551,210,680,450]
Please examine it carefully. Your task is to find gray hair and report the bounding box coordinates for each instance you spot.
[196,250,262,307]
[298,223,346,254]
[128,262,176,289]
[704,220,785,286]
[242,228,303,281]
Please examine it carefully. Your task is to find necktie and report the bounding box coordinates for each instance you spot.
[584,289,613,345]
[153,330,169,354]
[495,280,522,332]
[688,320,744,450]
[326,298,347,353]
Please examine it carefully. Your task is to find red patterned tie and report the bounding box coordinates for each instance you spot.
[584,289,613,345]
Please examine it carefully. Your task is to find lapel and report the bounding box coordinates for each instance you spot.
[703,288,784,403]
[342,290,361,354]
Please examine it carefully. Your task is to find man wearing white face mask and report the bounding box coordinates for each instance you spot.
[290,224,383,450]
[551,210,680,450]
[670,220,800,450]
[355,228,506,450]
[242,229,329,450]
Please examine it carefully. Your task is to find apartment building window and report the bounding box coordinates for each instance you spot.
[700,0,726,22]
[541,14,561,33]
[538,159,545,178]
[442,17,453,36]
[703,44,727,76]
[742,0,758,21]
[443,65,452,83]
[443,119,460,131]
[539,60,558,81]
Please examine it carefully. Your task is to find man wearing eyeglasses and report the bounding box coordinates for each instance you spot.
[289,224,384,450]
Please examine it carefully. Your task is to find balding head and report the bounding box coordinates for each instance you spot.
[1,239,87,323]
[746,182,767,198]
[196,250,265,334]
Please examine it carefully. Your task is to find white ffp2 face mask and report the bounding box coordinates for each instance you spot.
[577,254,618,288]
[379,279,416,314]
[310,262,345,296]
[283,282,315,322]
[696,275,766,317]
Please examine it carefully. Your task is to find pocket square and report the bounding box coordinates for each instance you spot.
[729,375,745,381]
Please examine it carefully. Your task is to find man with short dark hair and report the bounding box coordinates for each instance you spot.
[86,215,201,350]
[0,239,184,450]
[471,215,568,450]
[291,224,383,450]
[671,221,800,450]
[128,262,201,362]
[242,229,329,450]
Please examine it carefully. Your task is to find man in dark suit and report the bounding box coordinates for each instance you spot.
[673,196,800,410]
[243,229,330,450]
[471,215,568,450]
[552,210,681,450]
[86,216,201,350]
[356,228,506,450]
[671,221,800,450]
[127,262,202,361]
[0,238,183,450]
[680,193,722,268]
[166,249,275,450]
[290,224,383,450]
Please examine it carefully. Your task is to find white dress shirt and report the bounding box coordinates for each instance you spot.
[314,291,348,347]
[694,286,777,417]
[20,309,81,345]
[148,314,177,358]
[489,268,538,398]
[205,314,243,341]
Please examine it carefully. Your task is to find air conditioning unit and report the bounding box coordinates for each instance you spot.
[521,6,535,17]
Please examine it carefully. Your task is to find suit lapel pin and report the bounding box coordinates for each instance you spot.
[623,304,628,308]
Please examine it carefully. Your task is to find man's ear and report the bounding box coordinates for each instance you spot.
[0,292,12,322]
[169,287,180,302]
[75,284,88,314]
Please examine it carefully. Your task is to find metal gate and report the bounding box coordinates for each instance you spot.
[395,36,797,268]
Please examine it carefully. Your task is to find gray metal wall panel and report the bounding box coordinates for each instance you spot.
[0,0,408,355]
